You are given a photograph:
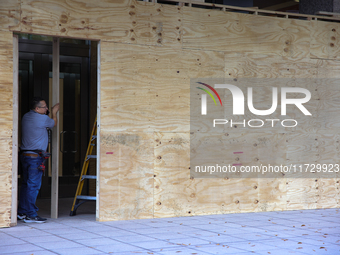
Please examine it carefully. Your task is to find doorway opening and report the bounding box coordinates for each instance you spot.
[16,34,99,219]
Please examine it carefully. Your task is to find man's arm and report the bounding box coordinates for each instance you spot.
[51,103,60,127]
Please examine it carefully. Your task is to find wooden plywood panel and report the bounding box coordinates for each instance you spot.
[154,132,190,180]
[98,137,120,221]
[316,178,339,209]
[101,42,156,133]
[101,42,224,133]
[0,151,12,228]
[0,0,338,223]
[286,131,339,208]
[20,0,94,38]
[225,53,340,79]
[0,31,13,228]
[286,178,319,210]
[191,131,286,178]
[0,0,20,32]
[99,130,154,221]
[154,177,260,217]
[310,20,340,60]
[87,0,183,47]
[0,139,12,173]
[316,59,340,78]
[258,178,287,212]
[287,133,340,171]
[153,132,263,217]
[225,52,319,79]
[183,7,310,57]
[153,132,190,216]
[20,0,182,47]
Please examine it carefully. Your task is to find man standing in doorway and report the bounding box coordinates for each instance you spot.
[18,97,59,223]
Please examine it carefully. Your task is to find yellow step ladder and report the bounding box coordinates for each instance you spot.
[70,117,97,216]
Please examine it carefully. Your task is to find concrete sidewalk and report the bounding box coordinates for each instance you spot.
[1,208,339,255]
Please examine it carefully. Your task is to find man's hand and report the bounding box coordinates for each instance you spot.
[51,103,60,127]
[51,103,60,114]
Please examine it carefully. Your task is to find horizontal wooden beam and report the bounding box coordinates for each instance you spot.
[147,0,340,22]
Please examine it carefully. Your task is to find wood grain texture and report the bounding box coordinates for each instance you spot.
[225,52,320,79]
[0,0,20,32]
[153,132,190,217]
[154,177,260,217]
[0,31,13,228]
[87,0,183,47]
[99,130,154,221]
[1,0,340,224]
[286,178,320,210]
[20,0,182,47]
[0,171,11,228]
[310,20,340,60]
[20,0,92,37]
[316,178,339,209]
[0,141,12,228]
[258,178,287,212]
[101,42,224,133]
[183,7,310,57]
[287,133,340,167]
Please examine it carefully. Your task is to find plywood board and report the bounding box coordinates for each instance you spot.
[99,130,154,221]
[316,178,339,209]
[0,146,12,228]
[0,31,13,228]
[0,0,340,224]
[310,20,340,60]
[258,178,287,212]
[20,0,95,38]
[154,177,260,217]
[0,0,20,32]
[224,52,319,79]
[153,132,288,217]
[286,178,319,210]
[287,133,340,167]
[20,0,182,47]
[87,0,183,47]
[191,132,286,178]
[101,42,224,133]
[183,7,310,57]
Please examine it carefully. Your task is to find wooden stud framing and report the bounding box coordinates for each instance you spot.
[51,37,60,219]
[161,0,340,21]
[96,41,101,221]
[11,34,18,226]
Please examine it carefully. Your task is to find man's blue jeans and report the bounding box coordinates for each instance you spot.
[18,155,44,218]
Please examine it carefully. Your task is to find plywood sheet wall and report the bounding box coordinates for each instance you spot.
[0,31,14,228]
[0,0,340,224]
[97,1,340,221]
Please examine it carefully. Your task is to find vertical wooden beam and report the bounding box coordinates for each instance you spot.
[96,41,101,221]
[51,37,60,219]
[11,34,19,226]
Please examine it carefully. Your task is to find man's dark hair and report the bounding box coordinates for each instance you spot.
[31,97,45,110]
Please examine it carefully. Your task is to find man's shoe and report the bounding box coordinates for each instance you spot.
[23,215,47,223]
[17,213,26,220]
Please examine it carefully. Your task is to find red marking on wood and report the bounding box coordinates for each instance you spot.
[233,163,242,166]
[233,152,243,154]
[106,152,114,154]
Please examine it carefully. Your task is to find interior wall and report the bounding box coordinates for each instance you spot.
[1,0,340,225]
